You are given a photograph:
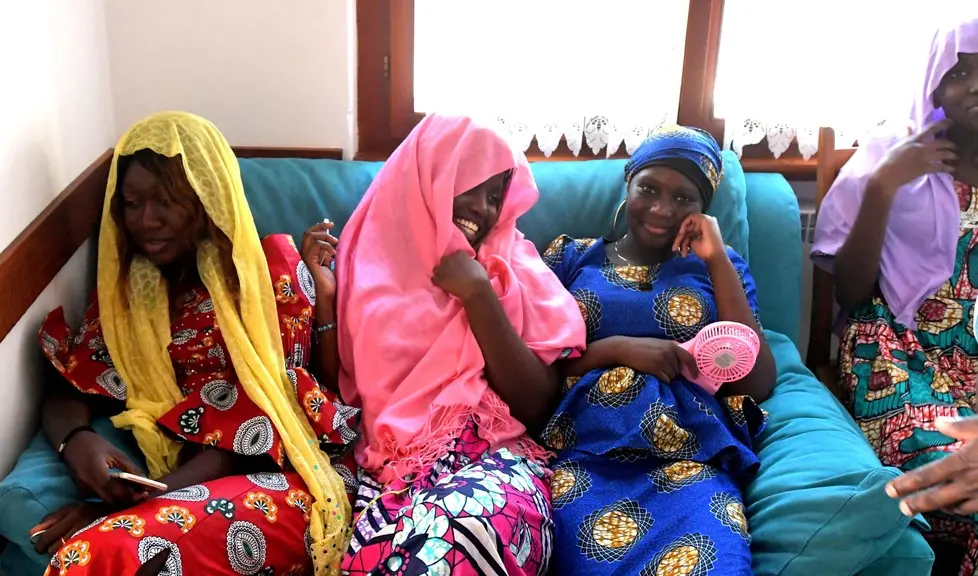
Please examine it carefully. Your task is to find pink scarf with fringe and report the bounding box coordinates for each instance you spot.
[336,115,586,483]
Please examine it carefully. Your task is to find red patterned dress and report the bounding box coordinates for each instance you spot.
[38,234,358,576]
[840,181,978,573]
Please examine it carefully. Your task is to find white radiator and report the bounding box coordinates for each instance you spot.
[801,206,817,244]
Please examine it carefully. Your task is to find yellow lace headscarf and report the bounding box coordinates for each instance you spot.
[100,112,350,575]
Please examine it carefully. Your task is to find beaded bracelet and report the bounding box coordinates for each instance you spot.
[313,322,337,343]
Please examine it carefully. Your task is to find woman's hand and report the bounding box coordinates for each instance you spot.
[432,251,490,303]
[301,220,339,299]
[673,214,725,264]
[30,502,112,555]
[618,337,699,383]
[871,118,956,194]
[62,431,147,505]
[887,416,978,516]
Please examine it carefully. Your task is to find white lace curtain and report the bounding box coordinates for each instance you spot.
[714,1,975,159]
[416,1,975,160]
[414,0,690,157]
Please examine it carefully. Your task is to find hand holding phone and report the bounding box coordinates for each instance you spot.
[60,429,148,504]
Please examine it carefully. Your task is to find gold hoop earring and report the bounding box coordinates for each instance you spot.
[611,199,627,240]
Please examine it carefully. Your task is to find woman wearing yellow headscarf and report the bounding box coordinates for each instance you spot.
[30,112,355,575]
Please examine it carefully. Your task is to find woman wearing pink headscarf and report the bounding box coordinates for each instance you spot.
[812,16,978,571]
[330,115,586,575]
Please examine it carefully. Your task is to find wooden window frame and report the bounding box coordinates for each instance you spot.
[357,0,820,178]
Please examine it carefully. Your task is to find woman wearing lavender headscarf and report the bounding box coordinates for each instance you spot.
[811,16,978,571]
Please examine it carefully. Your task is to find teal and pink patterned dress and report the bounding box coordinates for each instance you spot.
[840,181,978,570]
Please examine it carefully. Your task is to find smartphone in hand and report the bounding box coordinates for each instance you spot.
[110,471,168,492]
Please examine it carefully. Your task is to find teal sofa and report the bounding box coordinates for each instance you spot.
[0,153,932,575]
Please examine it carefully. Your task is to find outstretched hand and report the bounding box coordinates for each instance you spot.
[887,416,978,516]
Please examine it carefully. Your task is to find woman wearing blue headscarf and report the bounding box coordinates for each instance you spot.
[540,125,775,574]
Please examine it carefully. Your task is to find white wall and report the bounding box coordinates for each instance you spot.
[0,0,359,475]
[0,0,116,475]
[106,0,357,153]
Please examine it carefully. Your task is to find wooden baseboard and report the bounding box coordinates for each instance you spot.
[0,146,343,344]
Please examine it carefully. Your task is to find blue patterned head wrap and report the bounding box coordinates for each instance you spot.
[624,125,724,209]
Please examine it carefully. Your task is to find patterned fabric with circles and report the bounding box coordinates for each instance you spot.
[541,235,767,573]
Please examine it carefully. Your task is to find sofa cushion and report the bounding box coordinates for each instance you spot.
[858,527,934,576]
[241,158,383,242]
[749,331,931,576]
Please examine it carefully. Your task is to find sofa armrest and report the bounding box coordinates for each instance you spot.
[748,331,931,576]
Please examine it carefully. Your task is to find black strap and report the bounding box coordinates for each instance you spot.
[58,425,95,456]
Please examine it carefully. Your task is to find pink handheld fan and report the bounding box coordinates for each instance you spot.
[678,321,760,395]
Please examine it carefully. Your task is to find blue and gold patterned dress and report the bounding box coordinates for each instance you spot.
[541,235,766,575]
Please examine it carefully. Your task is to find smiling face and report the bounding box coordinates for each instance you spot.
[452,170,511,247]
[115,154,203,267]
[626,165,704,251]
[937,52,978,132]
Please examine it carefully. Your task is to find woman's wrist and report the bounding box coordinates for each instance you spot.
[866,174,899,204]
[314,292,336,324]
[605,336,634,366]
[704,250,732,271]
[315,308,336,325]
[460,279,495,307]
[59,426,96,458]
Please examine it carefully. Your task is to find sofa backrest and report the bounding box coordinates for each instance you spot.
[239,150,750,257]
[238,152,801,344]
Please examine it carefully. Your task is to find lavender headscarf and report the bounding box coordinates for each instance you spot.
[812,17,978,328]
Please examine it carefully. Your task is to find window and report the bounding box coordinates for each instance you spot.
[413,1,690,156]
[359,0,965,171]
[357,0,725,162]
[716,0,975,159]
